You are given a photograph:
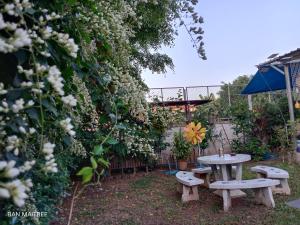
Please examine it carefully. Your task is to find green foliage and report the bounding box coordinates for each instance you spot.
[172,130,192,160]
[227,77,291,160]
[192,104,215,150]
[274,121,297,162]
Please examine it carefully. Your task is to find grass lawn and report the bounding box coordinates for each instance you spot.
[54,160,300,225]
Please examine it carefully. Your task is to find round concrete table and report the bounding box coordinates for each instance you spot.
[198,154,251,198]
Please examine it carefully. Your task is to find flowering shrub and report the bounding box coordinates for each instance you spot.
[0,0,81,222]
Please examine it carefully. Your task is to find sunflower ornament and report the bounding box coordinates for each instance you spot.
[183,122,206,145]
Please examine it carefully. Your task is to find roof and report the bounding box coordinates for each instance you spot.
[241,66,287,94]
[258,48,300,68]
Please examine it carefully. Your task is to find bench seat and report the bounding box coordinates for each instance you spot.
[176,171,204,202]
[251,165,290,195]
[192,167,212,187]
[209,178,280,211]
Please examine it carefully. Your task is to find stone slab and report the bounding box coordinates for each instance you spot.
[287,199,300,209]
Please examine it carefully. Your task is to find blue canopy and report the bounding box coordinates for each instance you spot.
[241,66,289,94]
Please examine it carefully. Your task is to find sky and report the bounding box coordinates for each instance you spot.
[141,0,300,88]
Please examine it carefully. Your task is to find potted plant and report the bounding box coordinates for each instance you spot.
[172,130,192,170]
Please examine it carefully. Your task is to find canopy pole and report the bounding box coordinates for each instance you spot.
[247,95,253,110]
[284,65,295,122]
[284,65,299,163]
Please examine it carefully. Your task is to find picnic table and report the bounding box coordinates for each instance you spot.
[198,154,251,198]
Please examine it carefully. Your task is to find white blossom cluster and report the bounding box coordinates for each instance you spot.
[42,142,58,173]
[47,65,65,96]
[5,135,21,155]
[121,125,156,159]
[70,138,87,157]
[0,0,79,209]
[0,160,34,207]
[60,117,76,136]
[72,75,99,132]
[113,71,149,122]
[62,95,77,107]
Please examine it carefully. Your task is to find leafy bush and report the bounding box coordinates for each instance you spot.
[228,84,291,160]
[172,130,192,160]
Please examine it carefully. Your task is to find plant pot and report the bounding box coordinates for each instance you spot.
[178,160,188,170]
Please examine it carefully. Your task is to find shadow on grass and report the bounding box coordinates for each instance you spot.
[129,175,155,190]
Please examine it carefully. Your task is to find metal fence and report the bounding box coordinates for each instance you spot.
[148,85,287,105]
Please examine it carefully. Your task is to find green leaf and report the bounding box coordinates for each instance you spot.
[107,137,118,145]
[98,158,109,168]
[93,145,104,156]
[116,123,126,130]
[90,156,97,169]
[41,99,58,116]
[26,108,40,122]
[82,172,93,184]
[63,136,72,146]
[76,166,93,176]
[77,167,93,184]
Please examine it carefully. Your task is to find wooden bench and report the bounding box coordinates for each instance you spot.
[251,165,290,195]
[192,167,212,187]
[176,171,204,202]
[209,178,280,211]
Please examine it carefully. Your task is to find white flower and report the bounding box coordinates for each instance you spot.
[0,38,14,53]
[19,160,35,172]
[4,4,15,16]
[45,153,54,161]
[3,160,20,178]
[27,100,34,107]
[19,126,26,134]
[10,28,32,49]
[55,33,79,58]
[25,179,33,188]
[42,26,53,39]
[0,161,7,170]
[0,13,7,29]
[12,98,25,113]
[6,22,17,31]
[42,142,55,155]
[47,65,64,95]
[0,83,7,95]
[62,95,77,107]
[14,148,19,156]
[6,179,28,207]
[29,128,36,134]
[6,135,21,152]
[42,143,58,173]
[40,51,51,57]
[60,117,75,136]
[0,187,10,198]
[21,81,33,87]
[42,142,58,172]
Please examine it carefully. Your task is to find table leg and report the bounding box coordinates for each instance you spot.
[221,164,230,181]
[235,163,242,180]
[214,163,246,198]
[211,165,219,181]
